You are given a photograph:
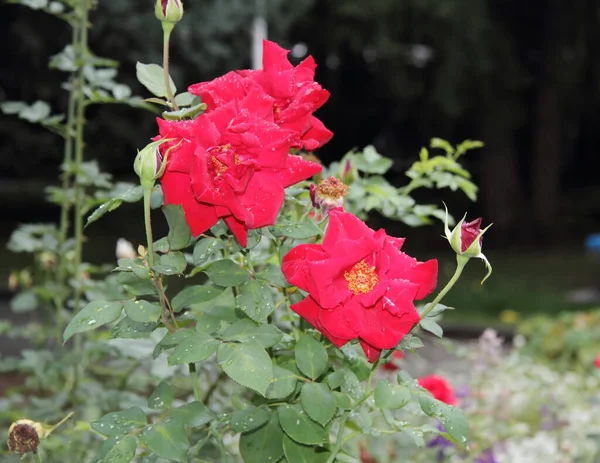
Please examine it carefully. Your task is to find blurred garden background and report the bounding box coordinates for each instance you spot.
[2,0,600,328]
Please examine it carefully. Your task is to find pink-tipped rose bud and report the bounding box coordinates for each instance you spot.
[134,139,172,189]
[338,159,358,184]
[155,0,184,24]
[443,204,493,283]
[311,176,349,215]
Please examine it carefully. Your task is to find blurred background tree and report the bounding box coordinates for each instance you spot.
[1,0,599,243]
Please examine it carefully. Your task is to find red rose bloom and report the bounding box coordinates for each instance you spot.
[156,91,321,246]
[460,218,483,253]
[382,350,405,371]
[189,40,332,151]
[594,355,600,368]
[281,209,438,363]
[418,375,457,405]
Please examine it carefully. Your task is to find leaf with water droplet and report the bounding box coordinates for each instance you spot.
[239,414,284,463]
[167,332,219,366]
[124,300,161,323]
[91,407,147,438]
[374,380,411,409]
[169,401,214,428]
[217,341,274,397]
[139,420,189,462]
[277,404,329,445]
[266,364,298,400]
[171,284,224,313]
[230,406,271,433]
[92,435,137,463]
[236,280,275,322]
[282,435,330,463]
[221,319,283,348]
[295,335,328,380]
[300,383,337,426]
[63,300,123,342]
[148,380,173,410]
[204,259,249,286]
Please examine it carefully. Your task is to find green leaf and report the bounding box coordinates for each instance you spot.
[171,285,224,312]
[257,264,290,287]
[295,334,328,380]
[162,102,207,120]
[278,404,328,445]
[124,300,161,323]
[374,380,411,409]
[418,391,444,417]
[236,279,275,322]
[148,380,173,409]
[157,251,188,275]
[93,435,137,463]
[282,435,330,463]
[63,300,123,342]
[430,137,455,156]
[170,401,214,428]
[300,383,337,426]
[204,259,249,286]
[163,204,193,251]
[217,341,274,397]
[167,332,219,365]
[269,219,322,239]
[239,414,284,463]
[352,145,393,174]
[222,319,283,348]
[153,328,195,358]
[193,237,224,266]
[110,316,157,339]
[10,291,38,313]
[174,92,196,106]
[230,406,271,433]
[266,364,298,400]
[86,186,143,226]
[439,404,469,447]
[419,318,443,338]
[116,272,157,297]
[139,420,189,462]
[136,62,176,98]
[419,303,452,318]
[91,407,147,438]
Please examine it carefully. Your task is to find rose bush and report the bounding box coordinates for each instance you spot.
[1,1,494,461]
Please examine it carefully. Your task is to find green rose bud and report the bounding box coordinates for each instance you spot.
[155,0,184,24]
[133,139,172,189]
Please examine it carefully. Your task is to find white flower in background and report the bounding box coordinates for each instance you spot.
[116,238,136,260]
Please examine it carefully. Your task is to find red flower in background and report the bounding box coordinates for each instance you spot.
[156,90,321,246]
[382,350,405,371]
[594,355,600,368]
[282,209,438,363]
[418,375,457,405]
[189,40,332,151]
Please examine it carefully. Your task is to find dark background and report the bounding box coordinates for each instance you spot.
[1,0,600,322]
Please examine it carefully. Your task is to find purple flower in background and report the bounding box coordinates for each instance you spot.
[475,448,498,463]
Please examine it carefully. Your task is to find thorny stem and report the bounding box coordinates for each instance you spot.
[325,411,350,463]
[55,22,80,343]
[188,363,201,402]
[419,254,469,320]
[162,25,179,110]
[143,188,155,267]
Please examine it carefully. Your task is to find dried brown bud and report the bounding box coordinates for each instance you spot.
[7,420,44,454]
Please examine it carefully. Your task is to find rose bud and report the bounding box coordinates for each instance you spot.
[7,419,45,454]
[8,271,19,292]
[338,159,358,184]
[311,176,349,215]
[115,238,137,260]
[155,0,184,24]
[134,139,171,189]
[443,204,493,283]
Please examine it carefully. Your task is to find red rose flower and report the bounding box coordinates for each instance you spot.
[418,375,457,405]
[460,218,483,253]
[594,355,600,368]
[189,40,332,151]
[281,209,438,363]
[155,91,321,246]
[381,350,405,371]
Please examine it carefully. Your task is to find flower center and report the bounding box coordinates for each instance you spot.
[344,260,378,295]
[207,144,239,176]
